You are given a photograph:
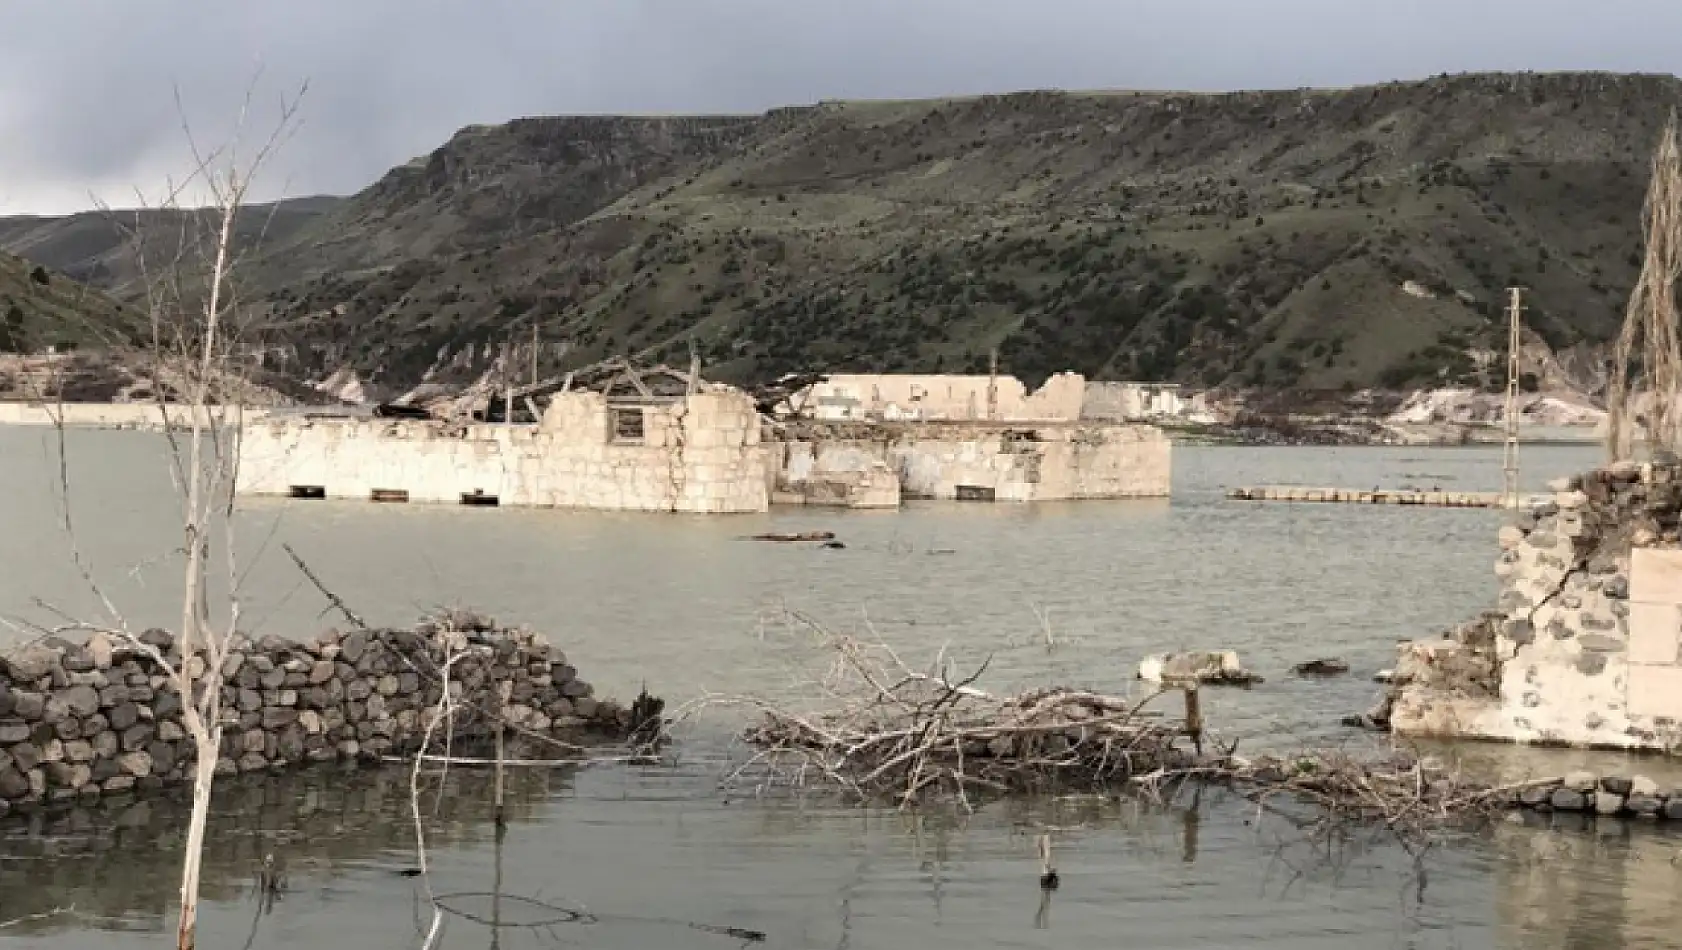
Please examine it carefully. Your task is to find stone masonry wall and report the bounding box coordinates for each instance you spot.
[237,388,768,513]
[0,615,638,817]
[1392,458,1682,750]
[772,422,1171,503]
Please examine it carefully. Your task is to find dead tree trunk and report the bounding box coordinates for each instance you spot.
[1608,109,1682,463]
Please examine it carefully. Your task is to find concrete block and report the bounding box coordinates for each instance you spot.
[1628,602,1682,665]
[1628,664,1682,718]
[1632,548,1682,605]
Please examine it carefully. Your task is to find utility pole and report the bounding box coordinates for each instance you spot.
[987,347,999,421]
[1503,287,1524,510]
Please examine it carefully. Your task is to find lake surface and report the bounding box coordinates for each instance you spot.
[5,429,1682,948]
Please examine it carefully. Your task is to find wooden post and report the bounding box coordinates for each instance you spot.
[500,338,514,425]
[494,679,512,829]
[1502,287,1523,510]
[530,324,539,387]
[987,348,999,421]
[1183,686,1203,757]
[491,807,505,949]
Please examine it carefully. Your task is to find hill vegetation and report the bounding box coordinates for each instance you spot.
[0,250,137,354]
[3,71,1678,394]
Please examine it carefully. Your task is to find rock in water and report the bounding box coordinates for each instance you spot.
[1137,651,1262,686]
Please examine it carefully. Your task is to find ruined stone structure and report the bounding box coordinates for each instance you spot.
[239,361,1175,513]
[1079,381,1206,422]
[787,372,1086,422]
[0,617,638,816]
[769,421,1171,506]
[238,387,768,513]
[1391,459,1682,750]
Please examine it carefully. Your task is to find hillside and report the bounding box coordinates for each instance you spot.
[5,71,1680,393]
[0,197,339,296]
[0,250,137,354]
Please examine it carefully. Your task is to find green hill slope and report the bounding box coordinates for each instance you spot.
[6,71,1676,392]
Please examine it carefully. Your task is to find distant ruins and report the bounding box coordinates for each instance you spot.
[237,365,1172,512]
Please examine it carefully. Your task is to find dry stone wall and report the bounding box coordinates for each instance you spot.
[0,615,639,817]
[1391,458,1682,750]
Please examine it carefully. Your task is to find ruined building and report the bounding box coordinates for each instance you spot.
[238,365,767,513]
[237,366,1173,513]
[1389,459,1682,750]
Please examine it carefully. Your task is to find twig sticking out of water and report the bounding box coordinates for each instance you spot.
[1037,834,1059,890]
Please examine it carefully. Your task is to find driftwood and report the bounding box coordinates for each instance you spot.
[1291,658,1351,678]
[714,618,1527,837]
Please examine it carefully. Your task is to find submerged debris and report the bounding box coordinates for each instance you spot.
[1292,658,1351,678]
[751,531,837,543]
[715,620,1600,839]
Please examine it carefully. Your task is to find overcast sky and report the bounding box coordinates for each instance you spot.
[0,0,1676,215]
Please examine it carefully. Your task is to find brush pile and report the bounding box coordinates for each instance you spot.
[723,618,1536,833]
[742,679,1200,804]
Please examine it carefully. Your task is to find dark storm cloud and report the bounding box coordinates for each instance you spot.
[0,0,1677,213]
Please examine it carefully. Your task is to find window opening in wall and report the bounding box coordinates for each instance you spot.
[611,406,646,443]
[289,485,326,499]
[460,490,500,507]
[955,484,997,502]
[371,489,409,503]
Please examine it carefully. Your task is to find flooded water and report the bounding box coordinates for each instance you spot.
[4,429,1682,948]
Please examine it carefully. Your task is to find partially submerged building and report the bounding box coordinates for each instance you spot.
[770,421,1170,508]
[1388,460,1682,750]
[238,364,767,513]
[237,365,1173,513]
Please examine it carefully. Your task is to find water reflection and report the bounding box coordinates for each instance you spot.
[5,753,1682,948]
[0,762,575,940]
[1495,815,1682,950]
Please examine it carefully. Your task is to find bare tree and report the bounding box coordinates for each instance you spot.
[1607,109,1682,462]
[35,78,307,950]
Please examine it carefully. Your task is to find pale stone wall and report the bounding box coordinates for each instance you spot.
[795,372,1085,422]
[771,422,1171,504]
[0,402,261,430]
[1392,460,1682,751]
[771,442,901,508]
[237,389,768,513]
[1079,382,1203,422]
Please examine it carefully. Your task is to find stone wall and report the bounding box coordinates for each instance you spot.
[1391,458,1682,750]
[237,388,768,513]
[792,372,1086,423]
[771,422,1172,503]
[769,441,901,508]
[0,616,639,816]
[1079,382,1204,422]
